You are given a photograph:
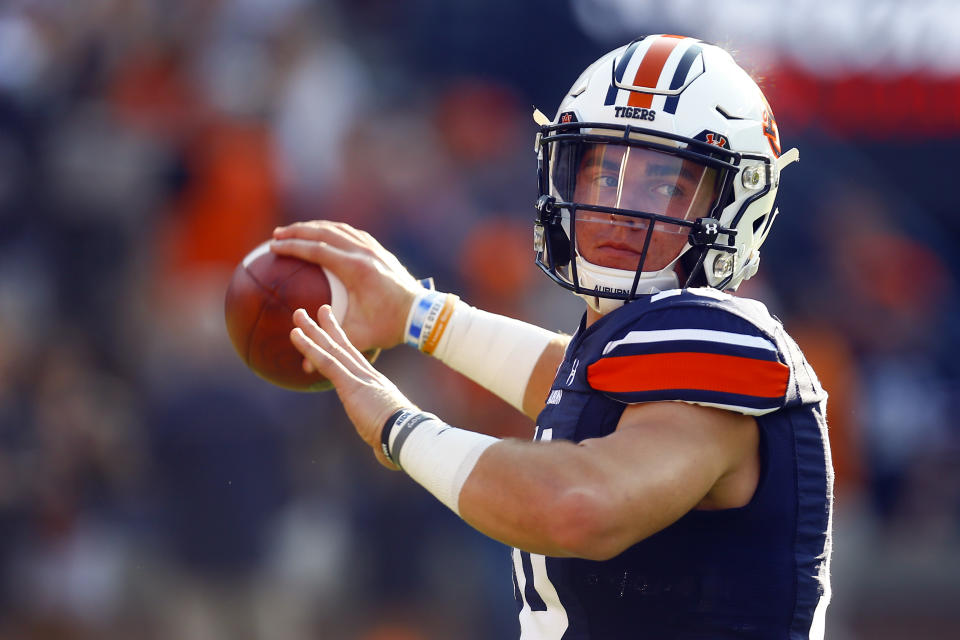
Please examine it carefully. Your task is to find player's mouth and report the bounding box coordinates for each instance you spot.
[591,242,644,269]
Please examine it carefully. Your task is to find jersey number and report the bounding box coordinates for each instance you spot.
[513,427,569,638]
[517,427,552,612]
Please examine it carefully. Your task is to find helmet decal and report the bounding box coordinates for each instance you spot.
[604,39,644,106]
[662,44,704,114]
[694,130,730,149]
[604,35,704,115]
[625,36,685,109]
[762,108,782,157]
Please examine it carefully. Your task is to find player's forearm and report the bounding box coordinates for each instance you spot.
[430,301,562,420]
[457,438,625,561]
[380,409,622,559]
[380,404,731,561]
[405,291,566,420]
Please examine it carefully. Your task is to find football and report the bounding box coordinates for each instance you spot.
[224,241,377,391]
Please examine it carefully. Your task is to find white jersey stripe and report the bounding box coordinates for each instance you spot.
[650,288,682,302]
[602,328,778,355]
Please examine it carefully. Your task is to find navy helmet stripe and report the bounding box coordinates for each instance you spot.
[604,39,643,106]
[663,44,702,114]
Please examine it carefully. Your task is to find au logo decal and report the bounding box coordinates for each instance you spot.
[762,108,781,157]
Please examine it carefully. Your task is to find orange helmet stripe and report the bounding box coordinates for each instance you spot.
[627,36,685,108]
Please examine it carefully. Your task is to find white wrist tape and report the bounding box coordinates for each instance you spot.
[383,410,498,516]
[431,300,556,412]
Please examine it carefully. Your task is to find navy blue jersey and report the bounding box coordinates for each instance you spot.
[512,288,833,640]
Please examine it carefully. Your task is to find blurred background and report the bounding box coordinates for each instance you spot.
[0,0,958,638]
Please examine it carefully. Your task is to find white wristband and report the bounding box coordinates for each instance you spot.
[404,289,459,353]
[432,301,556,413]
[384,410,498,516]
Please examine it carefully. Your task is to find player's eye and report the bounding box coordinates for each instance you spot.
[653,183,683,198]
[593,174,619,188]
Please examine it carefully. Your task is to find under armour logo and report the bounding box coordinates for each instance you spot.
[689,217,723,246]
[705,133,727,148]
[566,359,579,386]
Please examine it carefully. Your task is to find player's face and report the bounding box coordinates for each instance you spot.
[573,144,719,272]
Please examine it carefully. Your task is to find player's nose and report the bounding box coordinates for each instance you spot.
[609,213,651,238]
[616,184,657,212]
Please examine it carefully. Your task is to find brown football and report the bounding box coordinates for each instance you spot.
[224,242,377,391]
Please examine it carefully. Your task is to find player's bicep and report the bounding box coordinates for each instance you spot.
[522,335,570,419]
[578,401,758,545]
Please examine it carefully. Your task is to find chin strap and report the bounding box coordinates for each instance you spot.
[574,255,680,313]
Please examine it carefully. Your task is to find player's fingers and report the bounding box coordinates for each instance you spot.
[274,223,413,290]
[315,304,355,348]
[272,220,331,240]
[330,222,383,250]
[289,327,358,388]
[274,222,376,255]
[318,223,382,259]
[292,308,368,374]
[269,238,360,273]
[314,306,374,372]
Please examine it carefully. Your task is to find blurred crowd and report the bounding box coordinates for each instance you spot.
[0,1,957,639]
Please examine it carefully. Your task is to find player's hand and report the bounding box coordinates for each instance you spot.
[290,305,410,470]
[271,221,422,352]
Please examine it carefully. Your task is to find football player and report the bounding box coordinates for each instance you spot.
[271,35,832,639]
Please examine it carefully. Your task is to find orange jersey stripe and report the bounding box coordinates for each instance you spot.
[587,352,790,399]
[627,37,684,108]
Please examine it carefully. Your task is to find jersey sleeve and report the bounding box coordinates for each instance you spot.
[585,303,791,415]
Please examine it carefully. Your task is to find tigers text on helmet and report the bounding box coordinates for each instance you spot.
[533,34,799,313]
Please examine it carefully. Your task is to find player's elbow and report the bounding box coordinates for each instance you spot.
[545,487,629,561]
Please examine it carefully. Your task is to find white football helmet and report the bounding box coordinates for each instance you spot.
[534,35,799,313]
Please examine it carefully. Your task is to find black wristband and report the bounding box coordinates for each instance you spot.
[381,408,408,464]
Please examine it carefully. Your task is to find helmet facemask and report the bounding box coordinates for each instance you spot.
[535,122,740,312]
[533,36,800,311]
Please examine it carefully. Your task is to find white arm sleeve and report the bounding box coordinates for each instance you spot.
[431,300,557,413]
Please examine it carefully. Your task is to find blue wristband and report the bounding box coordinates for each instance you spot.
[405,290,447,349]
